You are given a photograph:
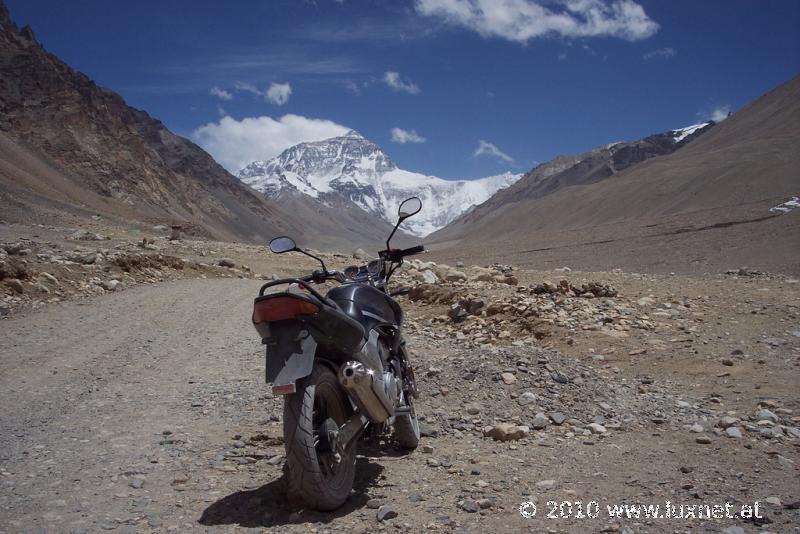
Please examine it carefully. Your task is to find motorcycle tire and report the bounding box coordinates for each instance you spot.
[283,363,356,511]
[393,393,420,450]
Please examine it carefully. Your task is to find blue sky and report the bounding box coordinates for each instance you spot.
[7,0,799,179]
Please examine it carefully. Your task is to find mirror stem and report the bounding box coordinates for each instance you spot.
[298,248,327,273]
[385,217,404,251]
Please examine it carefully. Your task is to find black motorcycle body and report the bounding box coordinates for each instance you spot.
[251,197,424,511]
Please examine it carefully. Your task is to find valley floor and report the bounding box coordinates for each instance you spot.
[1,251,798,532]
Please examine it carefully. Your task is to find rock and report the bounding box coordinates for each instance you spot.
[587,423,607,434]
[420,270,439,284]
[129,478,144,489]
[477,498,493,509]
[68,230,106,241]
[532,413,549,430]
[421,444,434,453]
[5,278,24,293]
[376,505,398,521]
[102,280,120,291]
[548,412,567,425]
[500,372,517,385]
[419,423,438,437]
[695,436,712,444]
[636,296,655,307]
[764,496,782,506]
[689,423,704,433]
[721,358,734,366]
[38,272,58,285]
[716,416,738,428]
[755,409,778,423]
[445,270,467,282]
[465,403,481,415]
[366,498,383,509]
[483,423,528,442]
[353,248,367,260]
[536,479,556,490]
[218,258,236,268]
[725,427,743,439]
[447,304,468,322]
[460,499,479,513]
[517,391,537,406]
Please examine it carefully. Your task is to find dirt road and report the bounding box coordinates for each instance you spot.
[1,278,798,533]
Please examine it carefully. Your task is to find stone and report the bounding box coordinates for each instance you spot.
[38,272,58,285]
[517,391,537,406]
[500,372,517,385]
[587,423,607,434]
[716,416,738,428]
[353,248,367,260]
[420,270,439,284]
[218,258,236,268]
[4,278,23,293]
[725,427,743,439]
[532,413,549,430]
[483,423,528,442]
[102,280,120,291]
[376,505,398,521]
[536,479,556,490]
[689,423,704,433]
[465,403,481,415]
[764,496,782,507]
[721,358,734,366]
[419,423,438,437]
[695,436,712,444]
[460,499,479,513]
[445,270,467,282]
[755,409,778,423]
[366,498,383,509]
[548,412,567,425]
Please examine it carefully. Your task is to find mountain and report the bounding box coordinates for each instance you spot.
[427,76,800,275]
[430,122,714,240]
[0,1,312,244]
[237,130,521,236]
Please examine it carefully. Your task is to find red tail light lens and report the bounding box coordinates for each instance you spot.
[253,297,320,324]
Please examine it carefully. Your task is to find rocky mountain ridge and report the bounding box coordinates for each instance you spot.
[237,131,521,236]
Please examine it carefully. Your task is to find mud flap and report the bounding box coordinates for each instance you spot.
[265,325,317,391]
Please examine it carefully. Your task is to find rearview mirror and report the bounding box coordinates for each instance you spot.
[398,197,422,220]
[269,236,297,254]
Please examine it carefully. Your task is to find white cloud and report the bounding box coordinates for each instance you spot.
[210,86,233,101]
[192,114,350,172]
[709,105,731,122]
[391,127,427,144]
[474,140,514,163]
[266,82,292,105]
[414,0,659,43]
[643,47,676,60]
[217,105,226,117]
[383,71,421,94]
[234,81,263,96]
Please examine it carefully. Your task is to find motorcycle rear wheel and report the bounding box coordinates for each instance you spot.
[283,363,356,510]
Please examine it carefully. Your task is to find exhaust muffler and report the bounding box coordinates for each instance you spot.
[338,361,395,423]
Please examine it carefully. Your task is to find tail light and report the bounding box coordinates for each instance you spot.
[252,296,320,324]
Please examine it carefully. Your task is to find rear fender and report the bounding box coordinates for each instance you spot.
[265,323,318,394]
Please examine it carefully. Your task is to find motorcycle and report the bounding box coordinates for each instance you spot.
[251,197,425,510]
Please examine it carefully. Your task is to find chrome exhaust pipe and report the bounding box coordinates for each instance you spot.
[338,361,394,423]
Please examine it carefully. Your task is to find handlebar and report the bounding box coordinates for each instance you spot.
[382,245,426,262]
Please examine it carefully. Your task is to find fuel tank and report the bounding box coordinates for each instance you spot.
[327,284,403,335]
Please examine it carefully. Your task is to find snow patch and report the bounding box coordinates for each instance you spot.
[769,196,800,214]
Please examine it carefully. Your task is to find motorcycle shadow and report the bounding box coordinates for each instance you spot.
[198,456,385,528]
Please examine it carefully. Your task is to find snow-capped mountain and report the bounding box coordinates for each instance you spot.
[237,130,521,236]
